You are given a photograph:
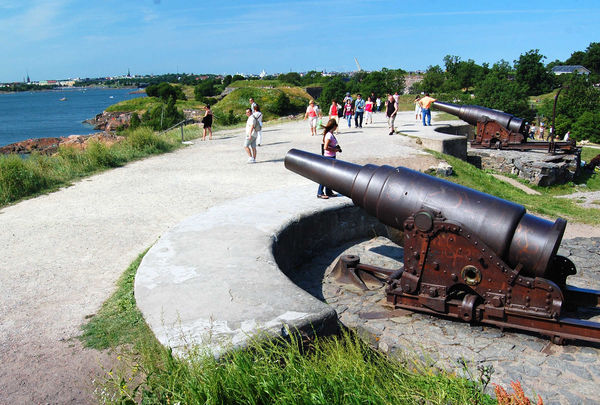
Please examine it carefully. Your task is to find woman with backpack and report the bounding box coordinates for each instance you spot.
[253,104,263,146]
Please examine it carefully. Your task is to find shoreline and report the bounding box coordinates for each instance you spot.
[0,85,142,95]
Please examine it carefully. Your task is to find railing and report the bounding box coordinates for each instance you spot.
[159,118,196,143]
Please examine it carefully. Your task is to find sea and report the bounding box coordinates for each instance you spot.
[0,87,145,147]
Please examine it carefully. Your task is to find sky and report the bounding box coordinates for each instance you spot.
[1,0,599,82]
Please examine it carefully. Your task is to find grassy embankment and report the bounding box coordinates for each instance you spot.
[81,251,496,405]
[428,149,600,224]
[0,127,198,207]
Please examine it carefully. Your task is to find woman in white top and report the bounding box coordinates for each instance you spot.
[253,104,263,146]
[414,96,422,121]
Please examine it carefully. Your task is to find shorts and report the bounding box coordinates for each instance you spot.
[244,135,257,148]
[309,117,318,128]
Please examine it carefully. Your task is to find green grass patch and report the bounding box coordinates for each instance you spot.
[428,151,600,224]
[0,126,200,208]
[434,112,461,121]
[213,87,311,121]
[228,79,289,88]
[105,97,157,113]
[582,146,600,163]
[80,250,153,349]
[85,249,496,404]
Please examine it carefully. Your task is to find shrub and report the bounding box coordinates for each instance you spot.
[126,127,174,153]
[0,154,48,204]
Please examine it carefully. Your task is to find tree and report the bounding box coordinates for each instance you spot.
[514,49,554,96]
[272,92,292,115]
[232,74,245,83]
[278,72,301,86]
[381,68,406,94]
[222,75,232,87]
[419,65,445,93]
[565,50,586,66]
[583,42,600,75]
[194,79,217,100]
[142,97,184,130]
[318,76,347,107]
[538,74,600,140]
[475,61,533,121]
[145,82,186,102]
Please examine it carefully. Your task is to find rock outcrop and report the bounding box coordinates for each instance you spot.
[468,148,580,186]
[84,111,133,132]
[0,133,125,155]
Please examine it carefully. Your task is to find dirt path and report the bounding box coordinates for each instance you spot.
[1,112,597,403]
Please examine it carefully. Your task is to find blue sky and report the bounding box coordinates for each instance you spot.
[1,0,599,82]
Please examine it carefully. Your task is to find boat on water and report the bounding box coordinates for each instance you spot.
[59,97,67,101]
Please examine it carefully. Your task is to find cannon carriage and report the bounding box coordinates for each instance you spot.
[285,149,600,344]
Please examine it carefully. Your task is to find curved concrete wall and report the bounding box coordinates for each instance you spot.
[135,185,387,357]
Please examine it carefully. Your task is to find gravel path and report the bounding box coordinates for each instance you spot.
[0,113,430,404]
[1,112,597,403]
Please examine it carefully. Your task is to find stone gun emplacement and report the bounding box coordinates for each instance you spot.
[433,101,578,154]
[285,149,600,345]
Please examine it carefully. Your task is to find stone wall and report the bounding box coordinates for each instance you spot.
[468,149,580,186]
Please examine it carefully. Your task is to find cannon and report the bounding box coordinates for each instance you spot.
[285,149,600,344]
[433,101,578,153]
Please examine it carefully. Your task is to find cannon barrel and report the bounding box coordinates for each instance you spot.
[433,101,526,135]
[285,149,566,279]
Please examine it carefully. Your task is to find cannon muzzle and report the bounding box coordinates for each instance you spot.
[433,101,526,135]
[285,149,566,279]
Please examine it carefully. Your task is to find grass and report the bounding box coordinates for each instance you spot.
[428,150,600,224]
[0,126,200,208]
[83,251,495,405]
[213,87,311,121]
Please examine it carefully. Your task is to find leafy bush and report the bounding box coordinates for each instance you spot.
[141,97,185,130]
[146,82,186,102]
[272,92,292,115]
[0,154,49,204]
[125,127,174,153]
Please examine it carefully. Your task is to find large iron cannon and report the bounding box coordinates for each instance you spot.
[285,149,600,344]
[433,100,577,153]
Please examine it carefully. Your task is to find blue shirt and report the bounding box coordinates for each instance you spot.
[355,98,366,112]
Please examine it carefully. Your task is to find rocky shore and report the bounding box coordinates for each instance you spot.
[0,111,132,155]
[0,133,125,155]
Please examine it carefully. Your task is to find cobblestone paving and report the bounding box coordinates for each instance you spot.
[292,237,600,405]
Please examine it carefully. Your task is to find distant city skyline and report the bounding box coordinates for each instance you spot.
[1,0,599,83]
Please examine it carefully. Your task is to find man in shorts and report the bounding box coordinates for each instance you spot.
[244,108,258,163]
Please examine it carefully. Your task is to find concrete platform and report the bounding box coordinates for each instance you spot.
[135,185,387,356]
[394,117,469,160]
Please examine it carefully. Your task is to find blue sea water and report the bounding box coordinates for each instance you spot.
[0,88,145,147]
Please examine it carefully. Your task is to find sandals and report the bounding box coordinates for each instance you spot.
[317,194,329,199]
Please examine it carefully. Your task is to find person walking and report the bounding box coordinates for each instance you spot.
[244,108,258,163]
[343,92,353,105]
[317,119,341,199]
[253,104,263,146]
[328,99,340,133]
[364,96,374,125]
[529,123,536,140]
[376,97,381,112]
[249,98,257,111]
[385,94,398,135]
[414,96,422,121]
[419,93,437,126]
[201,104,213,141]
[343,99,354,128]
[304,100,321,136]
[354,94,365,128]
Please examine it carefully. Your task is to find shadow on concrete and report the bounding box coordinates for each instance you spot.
[256,158,285,164]
[369,244,404,261]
